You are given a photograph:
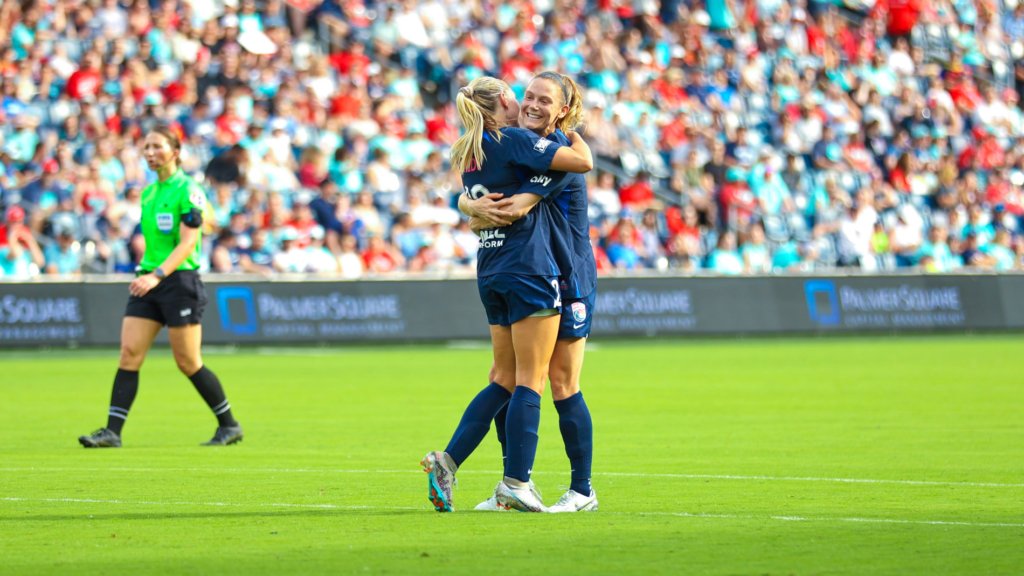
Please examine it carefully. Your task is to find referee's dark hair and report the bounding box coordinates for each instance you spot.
[151,125,182,152]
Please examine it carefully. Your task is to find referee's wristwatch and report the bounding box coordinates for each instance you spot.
[153,267,167,281]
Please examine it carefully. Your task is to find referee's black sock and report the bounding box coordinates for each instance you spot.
[106,368,139,436]
[188,366,237,427]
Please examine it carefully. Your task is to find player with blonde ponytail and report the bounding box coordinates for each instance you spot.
[468,71,601,513]
[422,76,594,513]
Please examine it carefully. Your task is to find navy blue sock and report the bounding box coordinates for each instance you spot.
[445,383,512,468]
[504,386,542,482]
[554,392,593,496]
[494,402,509,469]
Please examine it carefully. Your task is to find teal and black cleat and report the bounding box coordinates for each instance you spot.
[201,425,244,446]
[78,428,121,448]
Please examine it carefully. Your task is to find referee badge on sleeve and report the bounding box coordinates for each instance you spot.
[190,190,207,209]
[156,213,174,233]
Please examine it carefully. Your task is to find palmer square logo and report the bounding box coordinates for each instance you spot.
[804,280,965,328]
[216,286,406,338]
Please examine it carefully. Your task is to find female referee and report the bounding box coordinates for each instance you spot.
[465,72,599,513]
[422,76,593,512]
[78,127,243,448]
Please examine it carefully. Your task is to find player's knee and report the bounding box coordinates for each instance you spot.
[119,342,147,369]
[173,354,202,376]
[549,374,579,401]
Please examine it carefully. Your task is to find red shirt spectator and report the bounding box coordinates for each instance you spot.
[619,174,655,209]
[66,54,102,100]
[887,0,922,37]
[329,43,371,83]
[216,107,248,145]
[660,115,688,151]
[362,237,399,273]
[718,180,758,225]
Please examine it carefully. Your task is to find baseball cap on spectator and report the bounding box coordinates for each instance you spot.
[5,205,25,222]
[222,14,240,29]
[43,159,59,174]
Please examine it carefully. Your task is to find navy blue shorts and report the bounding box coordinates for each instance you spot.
[478,273,562,327]
[558,290,596,339]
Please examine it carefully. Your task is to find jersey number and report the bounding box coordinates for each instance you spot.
[551,279,562,309]
[465,184,489,200]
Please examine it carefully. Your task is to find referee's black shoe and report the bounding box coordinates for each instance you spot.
[202,425,244,446]
[79,428,121,448]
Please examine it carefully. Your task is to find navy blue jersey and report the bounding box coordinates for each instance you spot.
[543,130,598,299]
[464,127,566,277]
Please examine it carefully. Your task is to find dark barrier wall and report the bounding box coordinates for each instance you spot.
[1,274,1022,346]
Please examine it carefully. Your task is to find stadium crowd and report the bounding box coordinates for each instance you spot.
[2,0,1024,278]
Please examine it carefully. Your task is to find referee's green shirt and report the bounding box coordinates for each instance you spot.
[139,169,206,272]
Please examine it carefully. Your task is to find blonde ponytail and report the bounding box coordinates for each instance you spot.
[556,74,585,133]
[449,77,513,174]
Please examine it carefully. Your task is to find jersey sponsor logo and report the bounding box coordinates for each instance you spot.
[534,139,551,153]
[190,190,207,210]
[529,175,552,187]
[156,213,174,233]
[479,228,505,249]
[571,301,587,322]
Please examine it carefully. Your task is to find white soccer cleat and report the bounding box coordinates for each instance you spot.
[547,486,598,513]
[421,451,457,512]
[474,480,540,511]
[494,480,546,513]
[473,495,503,511]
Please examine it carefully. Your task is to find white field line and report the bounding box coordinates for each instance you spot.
[2,497,1022,528]
[2,468,1023,489]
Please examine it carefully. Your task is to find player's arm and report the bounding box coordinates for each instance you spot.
[548,131,593,173]
[510,128,592,175]
[458,192,516,225]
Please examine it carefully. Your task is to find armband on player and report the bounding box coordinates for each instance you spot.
[182,208,204,228]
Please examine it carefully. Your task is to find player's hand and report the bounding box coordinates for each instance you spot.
[129,273,161,297]
[467,193,515,225]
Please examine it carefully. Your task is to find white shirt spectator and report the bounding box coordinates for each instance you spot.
[395,6,431,48]
[888,49,914,77]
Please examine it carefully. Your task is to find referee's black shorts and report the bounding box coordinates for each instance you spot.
[125,269,207,327]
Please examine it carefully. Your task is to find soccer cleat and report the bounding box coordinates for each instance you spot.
[494,480,547,513]
[78,428,121,448]
[547,486,599,513]
[475,480,540,511]
[421,451,458,512]
[201,425,244,446]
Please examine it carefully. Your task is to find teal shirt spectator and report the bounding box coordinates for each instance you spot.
[11,23,34,59]
[239,13,263,33]
[0,247,33,277]
[44,244,81,274]
[982,243,1016,270]
[99,158,126,188]
[772,241,801,270]
[707,249,743,275]
[858,65,898,97]
[402,137,435,169]
[5,129,40,163]
[239,134,271,162]
[707,0,737,30]
[962,223,995,246]
[749,166,792,215]
[741,243,769,272]
[329,160,363,194]
[917,241,959,272]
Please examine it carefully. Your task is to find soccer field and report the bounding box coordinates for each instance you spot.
[1,336,1022,575]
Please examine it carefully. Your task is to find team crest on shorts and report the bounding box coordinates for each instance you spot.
[571,302,587,323]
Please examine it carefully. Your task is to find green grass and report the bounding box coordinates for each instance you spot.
[1,336,1023,575]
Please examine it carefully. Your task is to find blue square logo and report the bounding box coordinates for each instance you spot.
[217,287,258,335]
[805,280,840,326]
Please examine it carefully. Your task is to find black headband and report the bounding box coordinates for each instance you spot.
[535,72,569,104]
